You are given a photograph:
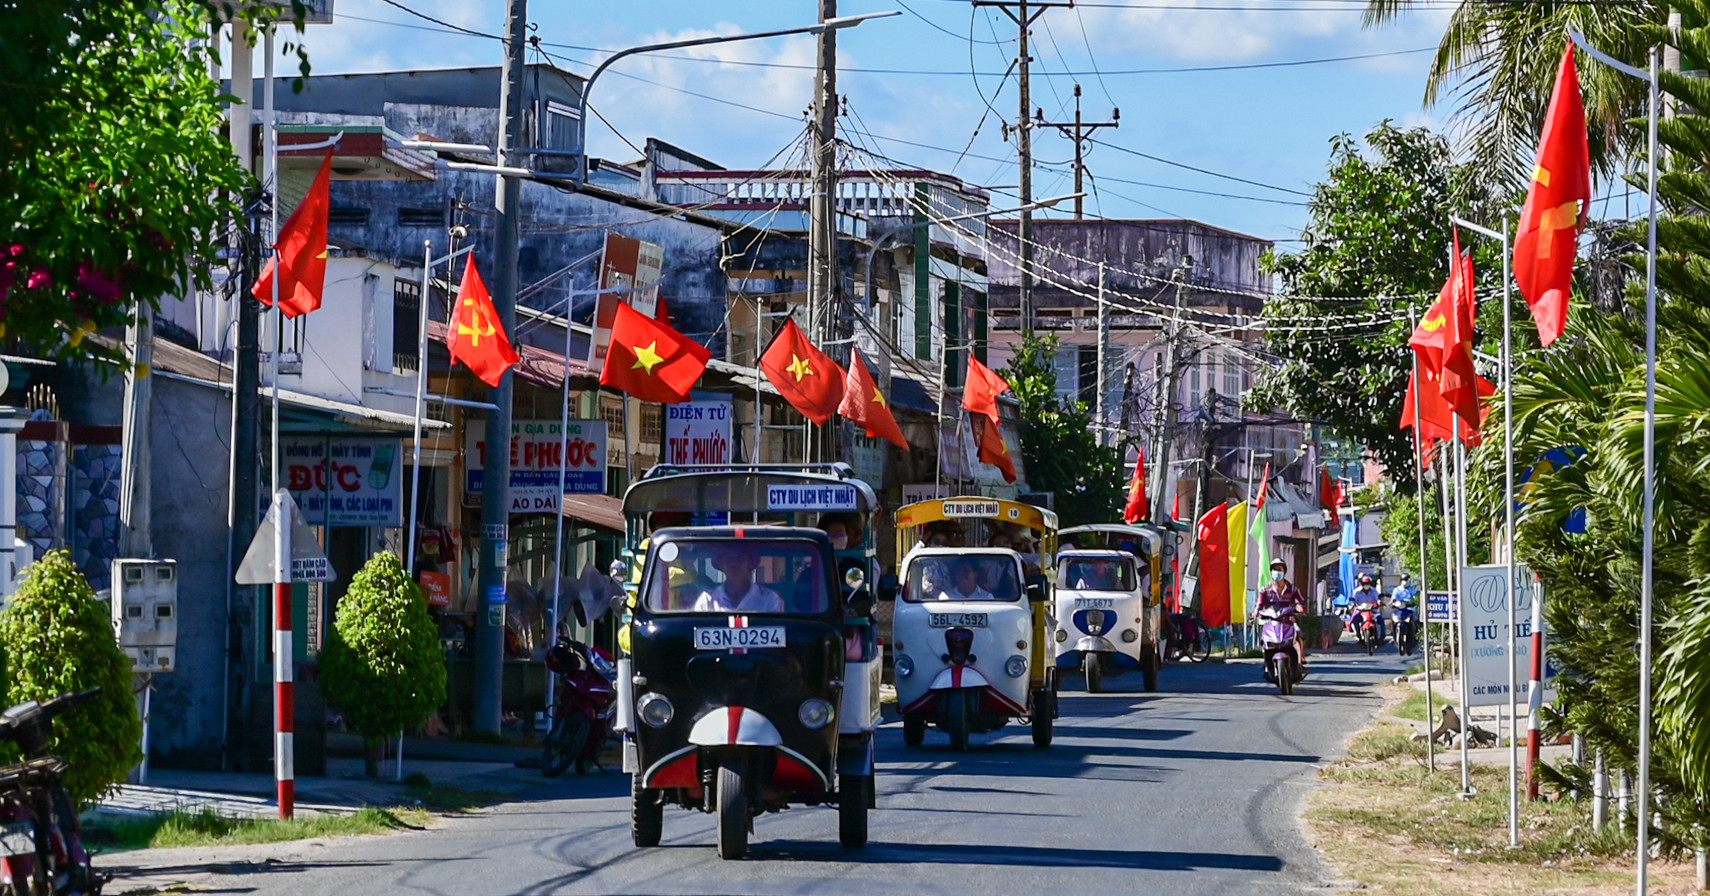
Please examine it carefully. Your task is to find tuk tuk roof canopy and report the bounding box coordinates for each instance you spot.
[894,497,1059,534]
[622,463,879,517]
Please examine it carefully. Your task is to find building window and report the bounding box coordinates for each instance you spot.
[329,205,368,226]
[397,207,442,228]
[641,403,662,448]
[1077,344,1097,408]
[545,100,581,152]
[393,278,420,373]
[601,395,625,442]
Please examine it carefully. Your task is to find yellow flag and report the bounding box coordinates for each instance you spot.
[1227,501,1249,624]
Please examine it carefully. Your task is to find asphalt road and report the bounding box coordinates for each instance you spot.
[113,645,1403,896]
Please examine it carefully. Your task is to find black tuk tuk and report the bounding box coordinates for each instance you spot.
[615,464,888,859]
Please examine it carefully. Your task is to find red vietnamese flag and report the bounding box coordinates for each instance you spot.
[1439,235,1484,425]
[760,320,845,424]
[1409,231,1475,374]
[254,150,333,317]
[1514,42,1592,346]
[975,414,1017,483]
[963,355,1011,422]
[838,350,909,450]
[1195,503,1231,627]
[446,257,520,387]
[599,300,711,404]
[1319,468,1342,529]
[1123,447,1150,524]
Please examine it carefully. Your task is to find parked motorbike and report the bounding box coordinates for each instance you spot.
[542,624,616,778]
[1258,606,1303,696]
[1391,598,1417,656]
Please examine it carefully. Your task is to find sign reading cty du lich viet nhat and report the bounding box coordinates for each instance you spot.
[466,419,608,513]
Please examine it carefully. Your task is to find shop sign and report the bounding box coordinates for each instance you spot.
[466,419,608,512]
[283,437,403,527]
[664,400,732,465]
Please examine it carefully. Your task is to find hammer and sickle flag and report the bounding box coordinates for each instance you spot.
[254,150,333,317]
[446,256,520,387]
[1514,42,1591,347]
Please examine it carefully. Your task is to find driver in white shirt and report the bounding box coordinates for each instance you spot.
[694,545,785,613]
[939,559,996,601]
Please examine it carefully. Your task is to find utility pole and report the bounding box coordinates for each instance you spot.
[1037,84,1118,219]
[978,0,1071,335]
[1095,262,1109,446]
[808,0,839,463]
[119,308,154,555]
[1150,269,1191,523]
[474,0,528,734]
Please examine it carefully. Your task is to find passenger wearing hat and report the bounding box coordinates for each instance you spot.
[1258,558,1308,674]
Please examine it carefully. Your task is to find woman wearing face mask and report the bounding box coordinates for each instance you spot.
[1257,559,1308,675]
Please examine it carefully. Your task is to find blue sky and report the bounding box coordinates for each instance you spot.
[288,0,1458,246]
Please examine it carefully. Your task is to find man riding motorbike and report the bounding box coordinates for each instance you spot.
[1257,559,1307,676]
[1350,574,1385,643]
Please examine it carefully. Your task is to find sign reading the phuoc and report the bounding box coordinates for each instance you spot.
[283,438,403,527]
[1458,564,1551,707]
[466,419,607,512]
[664,400,732,465]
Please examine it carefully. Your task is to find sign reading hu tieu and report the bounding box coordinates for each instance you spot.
[466,419,608,512]
[282,437,403,527]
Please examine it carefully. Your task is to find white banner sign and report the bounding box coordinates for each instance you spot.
[664,400,732,465]
[466,419,608,512]
[283,437,403,527]
[1459,564,1550,707]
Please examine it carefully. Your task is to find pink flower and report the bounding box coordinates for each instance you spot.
[74,263,123,304]
[25,269,50,290]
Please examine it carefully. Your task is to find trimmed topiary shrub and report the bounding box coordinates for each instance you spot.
[0,549,142,805]
[319,552,446,776]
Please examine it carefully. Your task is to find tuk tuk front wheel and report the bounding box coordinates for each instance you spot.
[944,691,971,752]
[1031,688,1054,748]
[902,711,926,747]
[1083,653,1103,694]
[839,774,870,849]
[631,773,662,848]
[716,759,749,860]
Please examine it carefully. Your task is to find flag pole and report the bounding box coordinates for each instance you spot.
[1501,213,1520,846]
[1445,425,1469,795]
[1636,44,1661,893]
[1408,307,1435,773]
[406,241,432,576]
[548,287,576,716]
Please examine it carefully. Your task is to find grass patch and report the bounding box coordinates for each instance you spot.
[1390,687,1457,723]
[85,805,427,852]
[1345,722,1428,762]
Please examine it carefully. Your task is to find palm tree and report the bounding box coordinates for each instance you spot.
[1363,0,1658,192]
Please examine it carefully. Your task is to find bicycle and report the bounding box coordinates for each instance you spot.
[1164,612,1212,663]
[0,689,104,896]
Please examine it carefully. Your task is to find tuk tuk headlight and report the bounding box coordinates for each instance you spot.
[1054,628,1068,643]
[895,654,915,677]
[637,692,674,728]
[1005,655,1028,678]
[1121,629,1139,643]
[798,698,834,729]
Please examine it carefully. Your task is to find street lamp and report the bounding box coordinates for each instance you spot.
[574,11,901,187]
[861,193,1083,341]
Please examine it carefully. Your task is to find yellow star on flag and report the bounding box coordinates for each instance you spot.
[632,340,665,374]
[872,387,886,407]
[787,354,814,381]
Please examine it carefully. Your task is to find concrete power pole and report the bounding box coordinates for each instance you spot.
[977,0,1070,335]
[808,0,839,463]
[1149,271,1191,523]
[1095,262,1109,446]
[119,305,154,559]
[474,0,529,734]
[1037,84,1118,220]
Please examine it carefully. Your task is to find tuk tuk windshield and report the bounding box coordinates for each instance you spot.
[643,538,830,615]
[904,554,1021,603]
[1060,556,1137,592]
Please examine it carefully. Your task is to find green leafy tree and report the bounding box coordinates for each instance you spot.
[1251,123,1502,487]
[319,552,447,776]
[1001,334,1124,527]
[0,551,142,805]
[0,2,308,360]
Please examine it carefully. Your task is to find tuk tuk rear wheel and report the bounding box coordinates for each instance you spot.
[1031,688,1054,748]
[1083,653,1103,694]
[944,691,971,752]
[716,759,749,860]
[839,774,870,849]
[1141,645,1161,693]
[631,773,662,848]
[902,711,926,747]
